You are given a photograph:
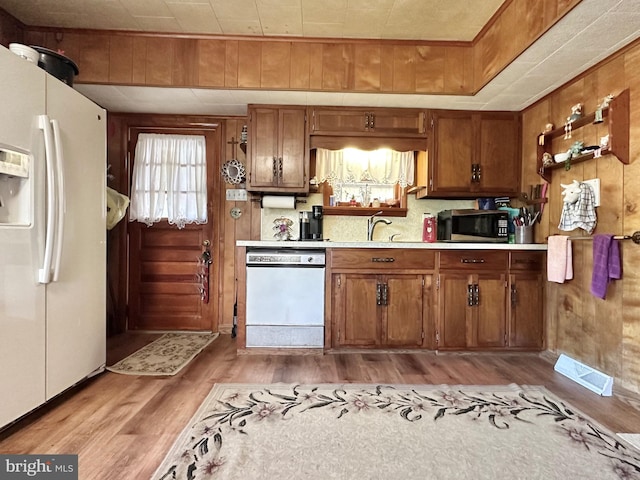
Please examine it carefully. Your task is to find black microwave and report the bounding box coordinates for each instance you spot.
[437,209,509,243]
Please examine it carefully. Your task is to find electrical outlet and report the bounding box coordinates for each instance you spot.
[225,188,247,201]
[583,178,600,207]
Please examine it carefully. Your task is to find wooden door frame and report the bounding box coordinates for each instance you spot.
[126,123,223,332]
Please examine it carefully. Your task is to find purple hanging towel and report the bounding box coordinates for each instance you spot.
[591,234,622,299]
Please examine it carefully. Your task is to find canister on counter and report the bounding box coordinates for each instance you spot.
[422,213,436,242]
[299,211,310,240]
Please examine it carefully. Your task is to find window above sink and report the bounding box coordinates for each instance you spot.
[312,147,413,217]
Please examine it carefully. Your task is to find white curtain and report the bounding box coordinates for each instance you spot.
[315,148,414,187]
[130,133,207,229]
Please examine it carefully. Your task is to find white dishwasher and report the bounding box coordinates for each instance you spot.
[245,249,325,348]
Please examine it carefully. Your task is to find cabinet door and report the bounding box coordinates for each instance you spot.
[384,274,425,347]
[248,107,308,192]
[509,272,544,348]
[438,272,506,349]
[310,108,368,134]
[430,111,475,195]
[438,272,471,348]
[477,114,520,195]
[334,274,380,347]
[248,108,278,188]
[472,273,507,348]
[369,109,426,137]
[309,107,426,137]
[278,108,308,190]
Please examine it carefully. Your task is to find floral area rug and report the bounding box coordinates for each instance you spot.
[106,332,218,376]
[152,383,640,479]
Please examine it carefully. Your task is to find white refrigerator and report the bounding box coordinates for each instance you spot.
[0,46,106,429]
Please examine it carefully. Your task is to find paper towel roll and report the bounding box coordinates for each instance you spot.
[261,195,296,209]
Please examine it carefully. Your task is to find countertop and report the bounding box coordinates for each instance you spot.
[237,240,547,250]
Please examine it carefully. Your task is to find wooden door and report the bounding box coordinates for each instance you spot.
[430,111,475,195]
[509,272,544,348]
[384,274,424,347]
[334,274,380,347]
[472,273,507,348]
[478,114,520,195]
[278,108,307,190]
[127,127,219,331]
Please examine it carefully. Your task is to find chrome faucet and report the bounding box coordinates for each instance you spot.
[367,211,392,241]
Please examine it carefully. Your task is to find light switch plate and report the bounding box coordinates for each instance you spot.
[226,188,247,201]
[583,178,600,207]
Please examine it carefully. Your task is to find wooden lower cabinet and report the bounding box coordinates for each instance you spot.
[334,274,380,347]
[326,248,543,351]
[385,274,426,346]
[332,272,431,348]
[438,272,507,349]
[508,252,545,349]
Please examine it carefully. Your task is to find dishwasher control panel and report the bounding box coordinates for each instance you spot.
[246,249,325,266]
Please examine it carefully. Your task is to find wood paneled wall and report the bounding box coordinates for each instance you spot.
[13,0,579,95]
[220,119,262,334]
[0,8,24,46]
[473,0,579,90]
[521,38,640,392]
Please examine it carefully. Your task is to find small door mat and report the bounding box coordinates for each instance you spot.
[106,332,219,376]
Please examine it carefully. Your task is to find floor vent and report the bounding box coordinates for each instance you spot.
[554,353,613,396]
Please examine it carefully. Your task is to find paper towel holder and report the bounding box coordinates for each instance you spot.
[254,195,307,208]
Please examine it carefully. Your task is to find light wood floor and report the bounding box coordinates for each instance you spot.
[3,334,640,479]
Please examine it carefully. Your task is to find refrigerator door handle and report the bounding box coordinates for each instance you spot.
[37,114,56,284]
[51,118,65,282]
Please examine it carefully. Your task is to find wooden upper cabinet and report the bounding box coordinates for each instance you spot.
[428,110,475,196]
[246,106,309,193]
[478,114,521,196]
[309,107,427,137]
[418,110,521,198]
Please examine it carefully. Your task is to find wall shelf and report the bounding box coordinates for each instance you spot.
[322,206,408,217]
[536,88,629,182]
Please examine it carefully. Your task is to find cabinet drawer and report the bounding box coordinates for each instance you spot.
[439,251,508,270]
[510,251,545,271]
[330,249,435,270]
